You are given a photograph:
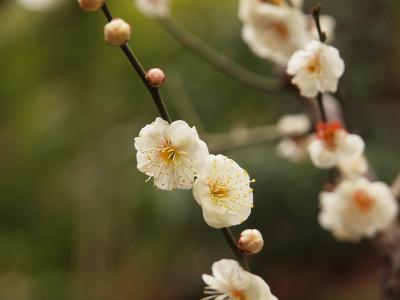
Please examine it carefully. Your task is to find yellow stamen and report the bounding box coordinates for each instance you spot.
[159,139,185,164]
[307,55,322,75]
[352,190,375,213]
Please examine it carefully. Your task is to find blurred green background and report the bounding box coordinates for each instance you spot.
[0,0,400,299]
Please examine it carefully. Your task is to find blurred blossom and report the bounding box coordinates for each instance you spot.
[202,259,278,300]
[338,155,368,179]
[319,178,398,242]
[16,0,65,12]
[287,41,345,98]
[193,154,253,229]
[134,117,209,191]
[276,114,311,136]
[276,137,309,163]
[239,0,309,67]
[308,121,365,169]
[135,0,170,18]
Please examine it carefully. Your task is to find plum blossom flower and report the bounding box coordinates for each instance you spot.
[193,154,253,228]
[287,40,345,98]
[308,121,364,169]
[135,0,170,18]
[202,259,278,300]
[134,117,209,191]
[319,178,398,241]
[239,0,309,66]
[276,114,311,136]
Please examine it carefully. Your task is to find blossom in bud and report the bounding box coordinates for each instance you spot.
[134,118,209,191]
[287,40,345,98]
[146,68,166,87]
[239,0,309,66]
[276,114,311,136]
[238,229,264,255]
[78,0,105,12]
[193,154,253,229]
[104,18,131,46]
[135,0,170,18]
[308,121,364,169]
[202,259,278,300]
[319,178,398,242]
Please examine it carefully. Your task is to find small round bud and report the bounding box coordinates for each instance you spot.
[145,68,166,87]
[104,18,132,46]
[78,0,105,12]
[238,229,264,255]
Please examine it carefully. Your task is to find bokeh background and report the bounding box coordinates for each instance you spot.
[1,0,400,299]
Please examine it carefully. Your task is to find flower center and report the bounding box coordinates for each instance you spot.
[159,139,184,164]
[316,121,343,150]
[271,21,289,39]
[231,290,248,300]
[352,190,375,213]
[209,181,229,200]
[307,56,323,75]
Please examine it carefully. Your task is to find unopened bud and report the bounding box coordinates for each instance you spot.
[145,68,166,87]
[104,18,132,46]
[238,229,264,255]
[78,0,105,12]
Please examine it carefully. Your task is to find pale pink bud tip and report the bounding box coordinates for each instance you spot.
[78,0,105,12]
[104,18,132,46]
[146,68,166,87]
[238,229,264,255]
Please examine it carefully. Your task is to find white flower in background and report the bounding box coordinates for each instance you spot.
[338,155,368,179]
[193,154,253,228]
[134,117,209,191]
[276,114,311,136]
[135,0,170,18]
[238,229,264,255]
[308,121,364,169]
[287,40,345,98]
[289,0,303,8]
[239,0,309,66]
[276,137,309,163]
[17,0,65,11]
[202,259,278,300]
[308,15,336,43]
[319,178,398,241]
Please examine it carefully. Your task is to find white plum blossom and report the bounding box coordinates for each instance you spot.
[202,259,278,300]
[287,40,345,98]
[239,0,309,66]
[319,178,398,242]
[193,154,253,229]
[276,137,309,163]
[276,114,311,136]
[134,117,209,191]
[135,0,170,18]
[338,155,368,179]
[308,121,364,169]
[289,0,303,8]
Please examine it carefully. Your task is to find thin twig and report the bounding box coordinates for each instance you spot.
[222,228,250,271]
[99,3,250,271]
[101,4,172,122]
[158,16,281,92]
[391,174,400,199]
[316,93,328,122]
[311,4,327,43]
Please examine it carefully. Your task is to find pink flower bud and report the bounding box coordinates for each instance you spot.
[238,229,264,255]
[78,0,105,12]
[145,68,166,87]
[104,18,132,46]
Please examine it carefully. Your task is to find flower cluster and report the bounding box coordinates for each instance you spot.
[134,117,255,229]
[238,0,336,68]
